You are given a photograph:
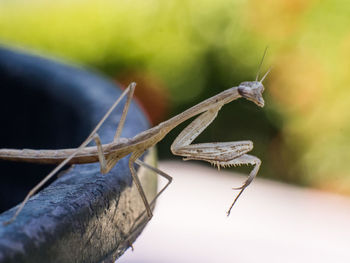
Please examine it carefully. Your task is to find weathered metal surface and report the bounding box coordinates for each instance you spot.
[0,46,157,263]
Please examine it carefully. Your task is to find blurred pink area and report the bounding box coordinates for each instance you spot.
[119,161,350,263]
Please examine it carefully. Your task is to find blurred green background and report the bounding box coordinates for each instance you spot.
[1,0,350,195]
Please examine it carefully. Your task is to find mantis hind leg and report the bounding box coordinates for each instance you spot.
[114,82,135,142]
[93,82,136,174]
[2,83,137,226]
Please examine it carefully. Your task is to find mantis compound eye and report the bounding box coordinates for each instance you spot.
[238,81,265,107]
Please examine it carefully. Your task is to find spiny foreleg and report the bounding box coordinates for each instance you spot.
[170,106,261,214]
[223,154,261,216]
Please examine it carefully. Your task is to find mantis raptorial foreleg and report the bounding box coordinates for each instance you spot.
[171,104,262,216]
[226,154,261,215]
[171,107,221,149]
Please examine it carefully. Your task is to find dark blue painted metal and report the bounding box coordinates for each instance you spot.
[0,46,153,263]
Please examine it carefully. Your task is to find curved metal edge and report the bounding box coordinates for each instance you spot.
[0,46,157,263]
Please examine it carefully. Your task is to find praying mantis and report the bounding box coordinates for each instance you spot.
[0,66,269,226]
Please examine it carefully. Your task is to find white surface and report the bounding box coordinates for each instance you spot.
[118,161,350,263]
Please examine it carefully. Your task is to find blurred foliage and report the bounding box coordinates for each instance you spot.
[1,0,350,195]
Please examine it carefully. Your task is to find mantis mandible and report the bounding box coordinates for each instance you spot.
[0,67,269,226]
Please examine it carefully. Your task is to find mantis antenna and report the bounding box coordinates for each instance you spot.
[260,67,271,83]
[255,47,269,81]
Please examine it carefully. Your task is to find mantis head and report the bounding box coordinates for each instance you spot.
[238,68,270,107]
[238,80,265,107]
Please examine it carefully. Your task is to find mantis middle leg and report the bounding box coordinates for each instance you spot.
[122,158,173,248]
[94,84,173,219]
